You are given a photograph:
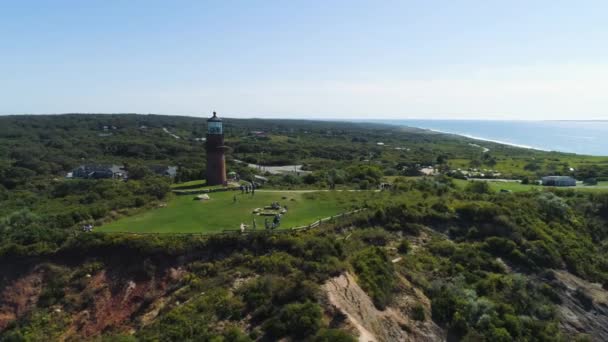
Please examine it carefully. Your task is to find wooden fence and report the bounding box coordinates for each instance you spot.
[172,186,241,196]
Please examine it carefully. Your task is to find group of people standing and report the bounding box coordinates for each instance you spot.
[240,183,256,195]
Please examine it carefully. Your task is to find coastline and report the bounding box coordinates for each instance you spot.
[367,119,550,152]
[423,128,550,152]
[357,119,607,156]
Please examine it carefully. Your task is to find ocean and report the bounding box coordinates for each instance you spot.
[375,120,608,156]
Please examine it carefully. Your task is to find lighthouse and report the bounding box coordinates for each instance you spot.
[205,111,227,186]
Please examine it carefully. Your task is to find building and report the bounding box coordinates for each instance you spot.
[541,176,576,187]
[70,164,178,180]
[70,165,127,179]
[149,165,178,178]
[206,112,228,186]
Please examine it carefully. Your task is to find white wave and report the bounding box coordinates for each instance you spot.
[423,128,549,151]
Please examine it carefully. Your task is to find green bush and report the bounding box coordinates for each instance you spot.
[412,303,426,321]
[398,239,411,254]
[465,181,493,194]
[313,329,356,342]
[352,247,395,309]
[263,301,323,339]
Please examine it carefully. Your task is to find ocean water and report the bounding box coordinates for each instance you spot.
[376,120,608,156]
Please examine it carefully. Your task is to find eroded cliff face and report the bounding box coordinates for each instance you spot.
[551,270,608,341]
[2,258,607,341]
[0,269,44,331]
[0,262,185,340]
[323,272,445,342]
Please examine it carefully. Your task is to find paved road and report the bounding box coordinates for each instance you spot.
[233,159,311,175]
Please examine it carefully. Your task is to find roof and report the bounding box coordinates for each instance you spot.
[207,111,222,122]
[166,166,178,177]
[76,164,122,172]
[542,176,575,180]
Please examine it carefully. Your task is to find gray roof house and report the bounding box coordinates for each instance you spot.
[71,165,128,179]
[541,176,576,187]
[150,165,178,178]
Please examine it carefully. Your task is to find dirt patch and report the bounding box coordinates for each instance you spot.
[64,271,153,338]
[323,272,444,342]
[63,266,186,340]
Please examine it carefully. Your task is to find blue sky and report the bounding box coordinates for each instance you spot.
[2,0,608,119]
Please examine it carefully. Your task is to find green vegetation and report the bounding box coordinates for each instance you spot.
[453,178,608,193]
[351,246,395,309]
[101,191,354,233]
[1,114,608,341]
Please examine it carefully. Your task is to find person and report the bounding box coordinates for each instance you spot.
[240,185,244,194]
[253,218,257,230]
[233,195,237,203]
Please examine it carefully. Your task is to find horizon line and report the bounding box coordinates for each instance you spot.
[1,112,608,122]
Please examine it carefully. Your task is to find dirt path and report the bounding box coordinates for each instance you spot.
[233,159,309,175]
[162,127,181,139]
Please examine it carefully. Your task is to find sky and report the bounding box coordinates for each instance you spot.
[2,0,608,120]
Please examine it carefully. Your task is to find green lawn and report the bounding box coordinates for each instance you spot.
[100,191,355,234]
[453,179,608,193]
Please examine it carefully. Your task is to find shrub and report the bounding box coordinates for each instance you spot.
[313,329,356,342]
[465,181,493,194]
[398,239,411,254]
[263,301,322,339]
[352,247,395,309]
[412,303,426,321]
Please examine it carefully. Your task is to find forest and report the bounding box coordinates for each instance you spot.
[1,114,608,341]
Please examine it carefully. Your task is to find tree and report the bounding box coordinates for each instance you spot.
[126,163,152,180]
[583,178,598,186]
[465,181,492,194]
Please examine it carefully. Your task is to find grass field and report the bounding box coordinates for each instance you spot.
[100,190,357,234]
[453,179,608,193]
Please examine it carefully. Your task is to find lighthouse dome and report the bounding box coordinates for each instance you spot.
[208,111,222,122]
[207,112,223,135]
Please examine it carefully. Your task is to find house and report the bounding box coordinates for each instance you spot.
[541,176,576,187]
[149,165,178,178]
[250,130,267,138]
[71,165,127,179]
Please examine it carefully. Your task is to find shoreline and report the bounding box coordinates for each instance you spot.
[374,119,608,156]
[368,119,551,152]
[424,128,550,152]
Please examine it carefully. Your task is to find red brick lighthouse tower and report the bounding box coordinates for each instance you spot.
[206,111,227,186]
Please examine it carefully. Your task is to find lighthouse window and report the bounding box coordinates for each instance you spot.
[208,121,222,134]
